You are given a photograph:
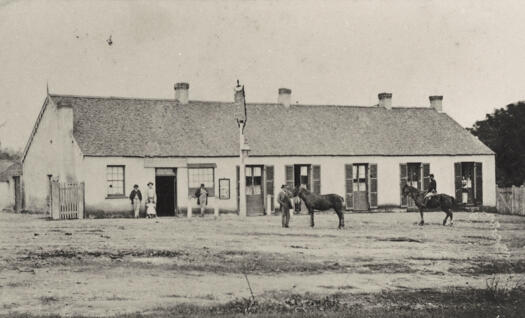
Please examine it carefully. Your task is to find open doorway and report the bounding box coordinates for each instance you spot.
[155,168,177,216]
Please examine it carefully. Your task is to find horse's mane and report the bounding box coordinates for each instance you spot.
[404,184,423,196]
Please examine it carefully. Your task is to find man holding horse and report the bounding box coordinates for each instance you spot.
[277,184,292,228]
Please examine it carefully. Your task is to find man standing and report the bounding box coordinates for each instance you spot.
[146,182,156,203]
[423,174,437,206]
[194,184,208,217]
[277,185,292,228]
[129,184,142,218]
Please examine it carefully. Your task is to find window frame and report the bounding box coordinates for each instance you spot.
[188,167,215,197]
[106,165,126,198]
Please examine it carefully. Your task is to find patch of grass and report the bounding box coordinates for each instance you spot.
[39,296,58,304]
[451,259,525,275]
[376,237,423,243]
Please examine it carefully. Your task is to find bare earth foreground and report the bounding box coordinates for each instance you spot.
[1,211,525,317]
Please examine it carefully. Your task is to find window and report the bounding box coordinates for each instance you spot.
[188,168,215,196]
[107,166,125,196]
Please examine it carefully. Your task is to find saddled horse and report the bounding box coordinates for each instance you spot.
[289,185,345,229]
[402,184,455,226]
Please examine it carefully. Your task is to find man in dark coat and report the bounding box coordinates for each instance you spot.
[129,184,142,218]
[277,185,292,228]
[423,174,437,206]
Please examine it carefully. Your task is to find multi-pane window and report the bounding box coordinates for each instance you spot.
[188,168,215,196]
[107,166,125,196]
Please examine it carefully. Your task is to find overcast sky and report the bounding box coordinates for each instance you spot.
[1,0,525,150]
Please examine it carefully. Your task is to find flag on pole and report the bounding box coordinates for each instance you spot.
[234,80,247,131]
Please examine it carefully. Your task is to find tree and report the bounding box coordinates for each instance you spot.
[469,101,525,187]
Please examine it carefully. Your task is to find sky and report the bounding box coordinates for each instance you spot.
[1,0,525,150]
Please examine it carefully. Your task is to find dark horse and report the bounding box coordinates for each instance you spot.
[402,184,455,226]
[290,185,345,229]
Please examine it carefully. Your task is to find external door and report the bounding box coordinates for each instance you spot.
[353,164,369,211]
[407,163,421,208]
[246,166,264,215]
[13,176,21,212]
[455,162,483,206]
[155,168,177,216]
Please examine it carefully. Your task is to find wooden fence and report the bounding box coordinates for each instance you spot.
[51,181,85,220]
[496,186,525,216]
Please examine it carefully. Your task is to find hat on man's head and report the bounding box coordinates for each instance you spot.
[281,184,287,189]
[147,182,153,186]
[133,184,139,188]
[430,174,434,178]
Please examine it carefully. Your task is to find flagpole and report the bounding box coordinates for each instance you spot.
[235,81,249,217]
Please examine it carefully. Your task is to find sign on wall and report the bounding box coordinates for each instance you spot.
[219,178,230,200]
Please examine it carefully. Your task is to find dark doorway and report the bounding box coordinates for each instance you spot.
[155,174,176,217]
[13,176,21,212]
[407,163,422,208]
[294,165,310,190]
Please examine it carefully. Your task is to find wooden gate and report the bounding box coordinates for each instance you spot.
[497,186,525,216]
[51,181,85,220]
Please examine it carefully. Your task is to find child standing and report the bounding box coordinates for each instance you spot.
[146,198,157,218]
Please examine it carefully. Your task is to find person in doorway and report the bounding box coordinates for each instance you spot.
[194,184,208,217]
[146,181,156,204]
[423,174,437,206]
[278,185,292,228]
[129,184,142,218]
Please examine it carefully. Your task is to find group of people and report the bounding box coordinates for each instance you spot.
[128,175,440,222]
[278,174,439,228]
[128,183,209,218]
[128,182,158,218]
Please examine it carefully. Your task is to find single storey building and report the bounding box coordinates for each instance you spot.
[22,83,495,216]
[0,160,22,212]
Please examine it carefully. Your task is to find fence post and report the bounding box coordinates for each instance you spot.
[266,195,273,216]
[51,181,60,220]
[188,198,193,218]
[78,182,85,219]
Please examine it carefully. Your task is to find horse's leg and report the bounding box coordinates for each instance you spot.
[442,212,449,226]
[336,207,344,229]
[309,208,315,228]
[449,210,454,226]
[419,208,424,226]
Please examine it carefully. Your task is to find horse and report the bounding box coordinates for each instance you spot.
[289,185,345,229]
[401,184,456,226]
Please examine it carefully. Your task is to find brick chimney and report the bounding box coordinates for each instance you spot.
[378,92,392,109]
[174,82,189,104]
[429,95,443,112]
[278,88,292,108]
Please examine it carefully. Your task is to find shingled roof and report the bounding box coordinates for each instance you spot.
[47,94,493,157]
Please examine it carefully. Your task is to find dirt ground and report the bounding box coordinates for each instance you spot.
[1,211,525,317]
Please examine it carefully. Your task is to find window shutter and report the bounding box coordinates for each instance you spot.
[454,162,462,201]
[400,163,407,207]
[475,162,483,205]
[369,163,378,208]
[345,164,353,210]
[285,165,294,188]
[265,165,274,211]
[422,163,430,191]
[312,165,321,194]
